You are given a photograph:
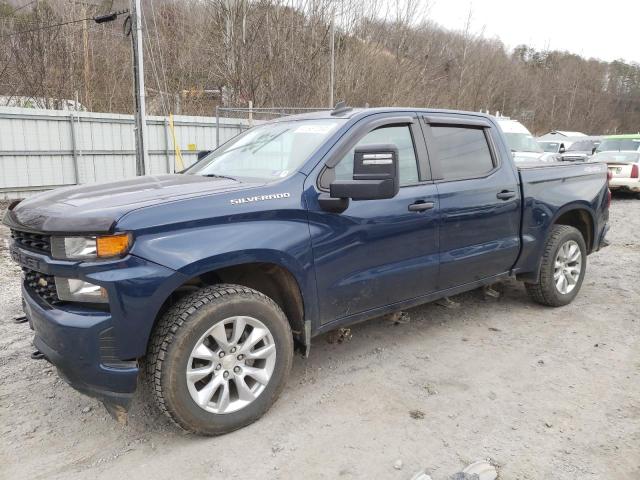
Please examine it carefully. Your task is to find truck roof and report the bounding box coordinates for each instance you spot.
[274,107,495,123]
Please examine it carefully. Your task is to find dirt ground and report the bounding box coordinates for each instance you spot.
[0,195,638,480]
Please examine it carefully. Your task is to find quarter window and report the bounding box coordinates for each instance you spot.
[431,126,494,180]
[334,125,420,186]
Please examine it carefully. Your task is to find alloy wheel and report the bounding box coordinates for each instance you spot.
[186,316,276,414]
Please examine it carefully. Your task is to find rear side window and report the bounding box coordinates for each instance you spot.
[431,126,495,180]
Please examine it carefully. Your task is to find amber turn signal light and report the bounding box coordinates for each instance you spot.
[96,233,131,258]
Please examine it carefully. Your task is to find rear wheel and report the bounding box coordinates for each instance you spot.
[525,225,587,307]
[147,284,293,435]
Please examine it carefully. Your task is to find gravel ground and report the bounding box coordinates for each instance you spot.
[0,196,638,480]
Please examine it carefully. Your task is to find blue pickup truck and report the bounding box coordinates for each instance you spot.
[4,107,610,435]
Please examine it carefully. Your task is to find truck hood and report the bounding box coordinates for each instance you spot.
[4,174,262,234]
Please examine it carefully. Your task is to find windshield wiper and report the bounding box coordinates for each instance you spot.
[202,174,239,181]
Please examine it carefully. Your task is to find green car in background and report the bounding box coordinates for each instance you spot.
[596,134,640,153]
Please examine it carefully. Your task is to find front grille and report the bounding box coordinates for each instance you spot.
[23,268,59,305]
[11,229,51,255]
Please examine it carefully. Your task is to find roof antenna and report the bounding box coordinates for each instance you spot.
[331,100,352,116]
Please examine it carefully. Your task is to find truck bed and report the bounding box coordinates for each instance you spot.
[513,160,610,280]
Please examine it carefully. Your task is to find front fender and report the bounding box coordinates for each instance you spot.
[128,219,318,339]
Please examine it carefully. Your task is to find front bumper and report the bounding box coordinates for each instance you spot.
[9,241,184,411]
[23,284,138,408]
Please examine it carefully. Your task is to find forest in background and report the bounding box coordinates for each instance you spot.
[0,0,639,135]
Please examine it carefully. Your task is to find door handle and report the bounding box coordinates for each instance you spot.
[408,201,435,212]
[496,190,516,200]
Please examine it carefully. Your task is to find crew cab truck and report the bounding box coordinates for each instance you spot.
[4,107,610,435]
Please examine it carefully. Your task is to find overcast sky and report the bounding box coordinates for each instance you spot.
[426,0,638,64]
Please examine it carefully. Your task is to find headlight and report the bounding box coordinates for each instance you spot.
[51,233,131,260]
[55,277,109,303]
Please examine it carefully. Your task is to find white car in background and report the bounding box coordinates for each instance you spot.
[591,151,640,198]
[496,118,558,163]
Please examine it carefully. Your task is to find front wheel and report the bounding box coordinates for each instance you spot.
[525,225,587,307]
[147,284,293,435]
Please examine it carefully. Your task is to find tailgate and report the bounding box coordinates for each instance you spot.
[607,162,634,178]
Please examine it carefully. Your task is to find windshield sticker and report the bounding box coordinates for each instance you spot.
[230,193,291,205]
[294,124,336,134]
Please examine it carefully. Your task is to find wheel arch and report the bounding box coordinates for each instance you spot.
[517,202,596,283]
[551,204,595,253]
[147,255,309,358]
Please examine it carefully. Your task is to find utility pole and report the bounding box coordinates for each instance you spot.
[329,11,335,108]
[130,0,149,176]
[83,10,90,109]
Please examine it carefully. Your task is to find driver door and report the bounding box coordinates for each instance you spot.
[304,114,440,325]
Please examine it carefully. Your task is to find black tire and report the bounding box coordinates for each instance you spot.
[525,225,587,307]
[147,284,293,435]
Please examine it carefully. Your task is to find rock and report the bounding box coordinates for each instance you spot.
[326,328,352,344]
[537,359,545,366]
[488,391,497,400]
[410,471,433,480]
[450,473,478,480]
[436,297,460,309]
[483,285,501,299]
[488,327,501,332]
[424,384,438,396]
[385,311,410,325]
[82,406,92,414]
[545,421,553,428]
[459,460,498,480]
[409,409,425,419]
[393,459,403,470]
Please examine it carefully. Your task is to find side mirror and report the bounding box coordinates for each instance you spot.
[559,145,566,154]
[329,144,400,201]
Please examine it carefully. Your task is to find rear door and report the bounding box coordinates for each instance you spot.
[421,114,521,290]
[304,113,440,324]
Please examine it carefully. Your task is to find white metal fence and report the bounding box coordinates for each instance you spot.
[0,107,249,199]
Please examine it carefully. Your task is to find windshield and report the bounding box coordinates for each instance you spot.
[596,138,640,153]
[187,119,344,181]
[503,133,543,153]
[540,142,560,152]
[568,140,596,152]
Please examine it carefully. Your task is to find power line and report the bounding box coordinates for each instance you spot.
[149,0,170,112]
[142,6,168,114]
[1,0,36,18]
[0,9,128,38]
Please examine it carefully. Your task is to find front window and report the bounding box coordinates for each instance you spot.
[187,119,345,182]
[540,142,560,153]
[503,133,543,153]
[596,138,640,153]
[334,125,419,186]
